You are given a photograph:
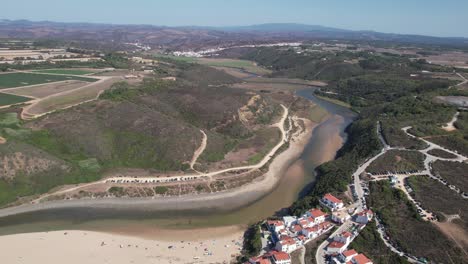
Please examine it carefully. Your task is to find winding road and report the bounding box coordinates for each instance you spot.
[315,120,468,264]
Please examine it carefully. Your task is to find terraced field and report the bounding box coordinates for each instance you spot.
[197,58,271,75]
[32,69,95,75]
[0,72,98,89]
[0,93,32,107]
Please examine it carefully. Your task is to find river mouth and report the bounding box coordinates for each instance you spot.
[0,88,355,238]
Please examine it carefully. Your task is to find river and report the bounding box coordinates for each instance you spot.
[0,88,355,237]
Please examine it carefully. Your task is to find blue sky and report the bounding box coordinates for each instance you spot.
[2,0,467,37]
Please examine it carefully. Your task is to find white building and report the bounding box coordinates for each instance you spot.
[332,249,373,264]
[267,220,285,233]
[271,251,292,264]
[327,241,348,254]
[305,208,327,225]
[320,193,344,211]
[332,210,351,224]
[334,231,353,245]
[302,226,319,239]
[275,236,297,253]
[282,216,297,228]
[349,254,373,264]
[354,209,374,224]
[338,249,358,263]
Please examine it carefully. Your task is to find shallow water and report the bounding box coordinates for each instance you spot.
[0,88,355,237]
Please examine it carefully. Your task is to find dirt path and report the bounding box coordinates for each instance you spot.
[32,105,290,202]
[442,111,460,131]
[21,76,117,119]
[190,130,207,171]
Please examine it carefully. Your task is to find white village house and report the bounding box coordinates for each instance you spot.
[320,193,344,211]
[332,249,373,264]
[275,236,297,253]
[354,209,374,224]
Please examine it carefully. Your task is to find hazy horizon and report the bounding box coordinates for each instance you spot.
[1,0,467,38]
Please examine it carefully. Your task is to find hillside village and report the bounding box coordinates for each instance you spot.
[249,193,374,264]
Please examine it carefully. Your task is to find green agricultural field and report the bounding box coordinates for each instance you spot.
[0,72,98,89]
[0,92,31,106]
[197,58,271,75]
[32,69,95,75]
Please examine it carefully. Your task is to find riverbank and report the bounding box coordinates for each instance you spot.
[0,90,356,263]
[0,117,317,222]
[0,113,319,264]
[0,228,244,264]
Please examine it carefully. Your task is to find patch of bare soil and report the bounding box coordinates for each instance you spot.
[0,152,65,179]
[435,221,468,255]
[424,51,468,68]
[0,136,5,144]
[223,148,257,164]
[214,67,254,79]
[5,80,88,98]
[25,77,122,116]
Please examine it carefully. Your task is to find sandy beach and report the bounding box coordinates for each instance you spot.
[0,117,318,263]
[0,228,244,264]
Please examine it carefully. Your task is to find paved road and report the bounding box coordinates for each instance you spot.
[298,245,305,264]
[315,122,387,264]
[315,221,354,264]
[314,120,468,264]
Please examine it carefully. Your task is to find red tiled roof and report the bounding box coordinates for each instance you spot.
[358,209,374,217]
[353,253,372,264]
[343,249,358,257]
[267,220,284,227]
[306,226,319,232]
[324,193,343,204]
[309,208,327,218]
[341,231,352,238]
[292,224,302,232]
[319,221,332,229]
[280,236,295,245]
[249,256,272,264]
[328,241,346,248]
[272,251,291,261]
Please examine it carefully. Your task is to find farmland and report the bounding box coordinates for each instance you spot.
[153,54,271,75]
[197,58,271,75]
[32,69,95,75]
[0,93,32,106]
[0,72,98,89]
[5,80,89,99]
[23,77,120,117]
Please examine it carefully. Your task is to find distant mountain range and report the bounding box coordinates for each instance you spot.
[0,19,467,50]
